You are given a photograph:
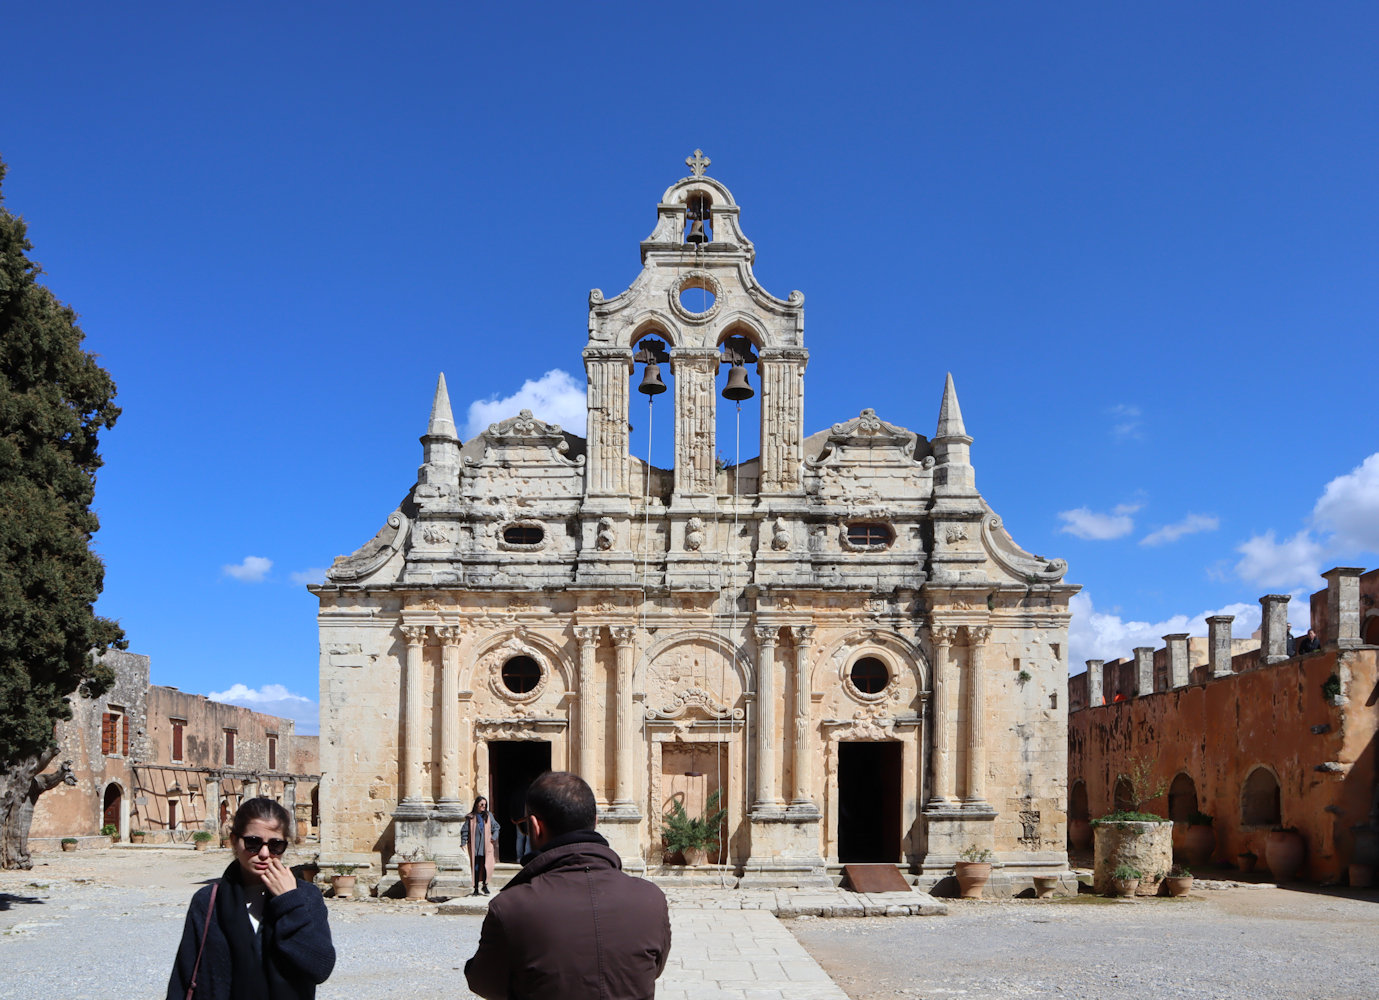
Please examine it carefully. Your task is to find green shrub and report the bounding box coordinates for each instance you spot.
[958,845,995,863]
[100,824,117,837]
[662,789,726,855]
[1092,810,1166,825]
[192,830,213,842]
[61,837,77,845]
[1168,864,1191,877]
[1112,862,1142,880]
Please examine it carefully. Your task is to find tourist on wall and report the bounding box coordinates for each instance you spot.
[166,797,335,999]
[462,795,500,895]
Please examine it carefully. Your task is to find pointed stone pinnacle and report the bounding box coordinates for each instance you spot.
[935,372,968,441]
[427,373,458,440]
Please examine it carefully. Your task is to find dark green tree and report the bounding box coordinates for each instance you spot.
[0,157,124,869]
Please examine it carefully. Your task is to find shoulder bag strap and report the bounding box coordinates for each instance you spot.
[186,881,219,1000]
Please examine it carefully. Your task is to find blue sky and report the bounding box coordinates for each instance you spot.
[4,4,1376,734]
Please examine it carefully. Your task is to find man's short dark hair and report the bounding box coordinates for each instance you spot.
[525,771,596,835]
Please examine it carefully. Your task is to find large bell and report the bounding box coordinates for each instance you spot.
[686,218,708,244]
[722,363,754,401]
[637,362,667,396]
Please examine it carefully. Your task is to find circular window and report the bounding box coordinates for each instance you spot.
[679,287,716,314]
[501,655,541,694]
[850,657,889,695]
[503,524,544,546]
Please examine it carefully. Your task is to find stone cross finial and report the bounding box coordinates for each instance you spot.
[686,148,711,177]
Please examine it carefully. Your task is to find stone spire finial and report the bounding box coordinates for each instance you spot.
[935,372,969,442]
[427,373,458,441]
[686,148,711,178]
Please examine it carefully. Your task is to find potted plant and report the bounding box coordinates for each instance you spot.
[1182,811,1215,866]
[61,837,77,852]
[1163,863,1193,897]
[294,855,321,884]
[130,829,146,844]
[396,844,436,901]
[331,864,359,898]
[192,830,214,851]
[661,790,726,868]
[1266,826,1306,882]
[1236,850,1257,873]
[953,846,995,899]
[1110,862,1141,897]
[101,823,118,844]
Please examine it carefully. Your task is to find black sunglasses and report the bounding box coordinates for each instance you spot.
[240,835,289,856]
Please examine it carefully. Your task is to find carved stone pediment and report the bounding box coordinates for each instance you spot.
[487,409,568,445]
[824,707,898,742]
[327,510,409,582]
[807,409,920,468]
[981,509,1068,583]
[645,686,745,721]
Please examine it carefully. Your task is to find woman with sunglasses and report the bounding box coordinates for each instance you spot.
[167,797,336,999]
[461,795,500,895]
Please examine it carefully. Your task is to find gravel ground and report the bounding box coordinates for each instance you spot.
[789,887,1379,1000]
[0,847,484,1000]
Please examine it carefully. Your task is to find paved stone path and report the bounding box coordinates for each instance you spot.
[660,908,848,1000]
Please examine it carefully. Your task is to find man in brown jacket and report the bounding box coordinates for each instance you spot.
[464,771,672,1000]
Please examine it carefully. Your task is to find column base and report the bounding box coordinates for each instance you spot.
[740,808,829,887]
[597,809,645,874]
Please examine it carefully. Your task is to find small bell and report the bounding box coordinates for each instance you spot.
[638,362,667,396]
[686,218,708,244]
[722,363,754,401]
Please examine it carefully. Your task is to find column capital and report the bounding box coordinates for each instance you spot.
[400,623,430,645]
[573,624,601,645]
[966,624,993,645]
[609,625,635,647]
[434,624,465,645]
[753,624,779,645]
[931,623,959,646]
[788,624,815,645]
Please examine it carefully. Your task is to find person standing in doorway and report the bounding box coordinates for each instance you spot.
[462,795,500,895]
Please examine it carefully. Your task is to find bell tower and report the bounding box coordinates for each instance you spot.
[579,151,807,585]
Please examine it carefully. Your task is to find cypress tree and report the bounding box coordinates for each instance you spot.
[0,157,125,868]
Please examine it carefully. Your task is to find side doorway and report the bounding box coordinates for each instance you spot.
[837,741,903,863]
[488,741,552,862]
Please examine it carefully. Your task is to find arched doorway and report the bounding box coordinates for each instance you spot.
[1168,773,1198,823]
[102,782,124,838]
[1242,766,1281,827]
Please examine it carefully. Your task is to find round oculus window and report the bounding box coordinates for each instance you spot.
[503,524,544,546]
[501,655,541,695]
[850,656,889,695]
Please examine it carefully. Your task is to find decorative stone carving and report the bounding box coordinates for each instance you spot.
[400,624,429,645]
[931,624,959,647]
[684,517,705,551]
[771,517,789,550]
[645,687,744,721]
[595,517,615,550]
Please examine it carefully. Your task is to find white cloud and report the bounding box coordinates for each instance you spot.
[207,683,319,735]
[1109,404,1143,441]
[289,567,329,586]
[222,556,273,582]
[1233,530,1325,591]
[1140,513,1220,547]
[1057,503,1142,541]
[1068,592,1261,668]
[1313,452,1379,552]
[465,369,587,439]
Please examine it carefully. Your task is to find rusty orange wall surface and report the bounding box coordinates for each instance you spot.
[1069,646,1377,881]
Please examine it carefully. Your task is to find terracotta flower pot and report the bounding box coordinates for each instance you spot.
[1068,818,1093,851]
[1236,852,1257,873]
[954,861,992,899]
[61,841,76,852]
[1111,877,1139,898]
[130,833,146,844]
[1163,875,1193,897]
[399,860,436,901]
[1032,875,1059,898]
[1182,825,1215,867]
[194,840,208,851]
[1266,830,1306,882]
[681,846,708,867]
[331,875,357,898]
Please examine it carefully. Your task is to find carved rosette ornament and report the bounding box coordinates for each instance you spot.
[684,517,705,552]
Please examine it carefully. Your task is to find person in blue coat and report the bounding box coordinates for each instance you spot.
[167,797,336,1000]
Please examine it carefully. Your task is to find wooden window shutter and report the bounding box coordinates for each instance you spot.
[102,712,114,755]
[121,714,129,756]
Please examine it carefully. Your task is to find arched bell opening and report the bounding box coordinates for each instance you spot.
[684,191,713,245]
[715,332,761,493]
[630,330,676,474]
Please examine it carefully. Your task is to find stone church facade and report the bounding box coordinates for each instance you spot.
[313,153,1077,889]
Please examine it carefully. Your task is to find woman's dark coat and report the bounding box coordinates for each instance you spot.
[166,863,335,1000]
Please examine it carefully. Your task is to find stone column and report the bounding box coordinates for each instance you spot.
[435,625,464,810]
[1207,615,1235,678]
[1132,646,1154,696]
[573,625,600,786]
[753,625,780,808]
[1260,594,1292,664]
[1164,634,1190,689]
[671,349,719,496]
[609,626,636,809]
[204,775,221,832]
[930,625,958,804]
[283,779,298,840]
[1322,567,1364,649]
[789,625,815,807]
[583,348,632,497]
[963,626,991,805]
[457,696,473,800]
[757,349,807,494]
[1085,659,1104,708]
[400,624,430,805]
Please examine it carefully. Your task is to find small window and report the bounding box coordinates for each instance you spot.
[103,707,128,756]
[503,524,544,546]
[845,522,892,548]
[224,729,237,767]
[501,655,541,694]
[171,720,185,762]
[850,657,889,695]
[167,798,178,831]
[267,735,278,771]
